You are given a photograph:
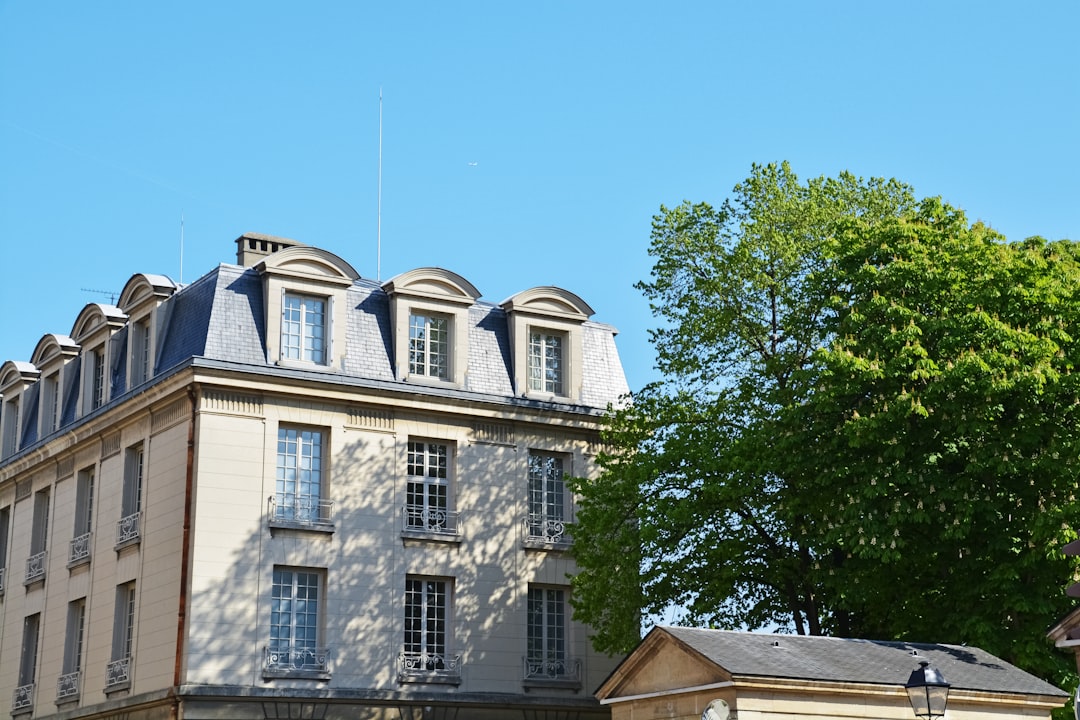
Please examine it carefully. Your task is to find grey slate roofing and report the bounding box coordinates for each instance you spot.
[3,255,630,461]
[659,626,1066,697]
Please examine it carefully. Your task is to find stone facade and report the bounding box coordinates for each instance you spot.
[0,233,629,720]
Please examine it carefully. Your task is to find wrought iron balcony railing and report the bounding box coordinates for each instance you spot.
[263,645,330,676]
[105,657,131,689]
[25,551,46,583]
[12,683,33,714]
[397,651,462,684]
[523,655,581,683]
[56,671,80,701]
[522,515,572,548]
[70,532,92,565]
[268,494,334,527]
[401,505,460,536]
[116,512,141,546]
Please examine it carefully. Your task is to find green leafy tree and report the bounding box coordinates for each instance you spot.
[570,162,917,650]
[571,163,1080,691]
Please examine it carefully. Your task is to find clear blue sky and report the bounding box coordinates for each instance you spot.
[2,2,1078,392]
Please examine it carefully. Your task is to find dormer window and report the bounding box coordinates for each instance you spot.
[254,241,359,372]
[0,361,41,458]
[528,331,565,395]
[30,334,79,440]
[281,294,327,364]
[71,304,126,416]
[409,313,449,379]
[91,347,106,409]
[118,273,178,392]
[501,288,594,402]
[1,395,18,457]
[383,269,480,388]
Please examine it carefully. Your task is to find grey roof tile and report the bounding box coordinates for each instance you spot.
[660,626,1066,697]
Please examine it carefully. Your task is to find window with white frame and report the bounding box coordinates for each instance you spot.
[404,441,455,535]
[267,567,327,676]
[526,586,576,682]
[273,427,330,525]
[0,505,9,594]
[402,577,456,677]
[526,452,568,545]
[14,613,41,713]
[2,395,19,457]
[26,489,49,584]
[118,444,143,546]
[131,320,151,387]
[281,294,327,364]
[107,583,135,689]
[408,313,449,379]
[58,599,86,701]
[528,331,565,395]
[71,468,94,564]
[91,347,106,410]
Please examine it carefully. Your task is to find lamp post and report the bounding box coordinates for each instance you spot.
[905,660,950,718]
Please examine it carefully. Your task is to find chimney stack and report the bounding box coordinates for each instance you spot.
[235,232,306,267]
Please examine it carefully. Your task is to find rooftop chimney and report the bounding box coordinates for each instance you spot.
[235,232,306,267]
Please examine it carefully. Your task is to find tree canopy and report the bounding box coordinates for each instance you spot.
[569,162,1080,688]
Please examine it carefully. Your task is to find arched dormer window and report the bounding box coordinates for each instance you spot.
[0,361,40,458]
[256,244,360,371]
[71,303,127,416]
[500,287,594,402]
[382,268,481,387]
[118,273,177,389]
[30,334,79,438]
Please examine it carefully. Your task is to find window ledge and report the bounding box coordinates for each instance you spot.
[523,677,582,691]
[262,669,332,681]
[67,556,91,571]
[522,539,572,552]
[104,681,131,694]
[275,359,337,373]
[268,521,335,536]
[397,672,462,686]
[114,538,141,553]
[401,529,462,544]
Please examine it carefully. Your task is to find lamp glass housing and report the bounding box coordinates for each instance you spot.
[905,661,949,719]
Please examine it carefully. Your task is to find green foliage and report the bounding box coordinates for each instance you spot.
[571,162,1080,692]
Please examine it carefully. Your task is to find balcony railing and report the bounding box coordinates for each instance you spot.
[268,495,334,527]
[25,551,46,584]
[70,532,92,565]
[12,683,33,714]
[56,671,80,701]
[523,655,581,683]
[106,657,131,689]
[397,651,462,684]
[116,512,141,546]
[401,505,460,537]
[522,515,572,548]
[263,645,330,677]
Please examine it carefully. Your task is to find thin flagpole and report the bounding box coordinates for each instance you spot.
[180,212,185,284]
[377,87,383,282]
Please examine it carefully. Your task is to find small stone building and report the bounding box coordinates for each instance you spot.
[596,626,1068,720]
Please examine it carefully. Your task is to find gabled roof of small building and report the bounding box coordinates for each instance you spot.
[631,626,1065,697]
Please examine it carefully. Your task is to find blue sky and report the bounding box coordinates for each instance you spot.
[2,2,1078,392]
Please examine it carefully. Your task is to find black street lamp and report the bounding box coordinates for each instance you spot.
[905,660,950,718]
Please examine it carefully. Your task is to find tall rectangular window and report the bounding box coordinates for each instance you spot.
[71,468,95,564]
[267,568,327,675]
[528,331,564,395]
[408,314,449,379]
[14,613,41,711]
[58,599,86,701]
[0,505,10,594]
[403,577,450,671]
[26,489,49,583]
[91,347,105,409]
[405,441,454,534]
[118,444,143,545]
[2,395,19,457]
[281,294,327,364]
[131,320,151,386]
[274,427,327,524]
[526,452,567,544]
[42,373,59,435]
[526,587,573,680]
[107,583,135,688]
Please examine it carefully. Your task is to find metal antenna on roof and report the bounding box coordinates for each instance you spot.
[180,211,185,284]
[376,86,383,282]
[81,288,119,305]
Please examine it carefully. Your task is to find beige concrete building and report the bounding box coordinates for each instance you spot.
[0,233,629,720]
[597,627,1068,720]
